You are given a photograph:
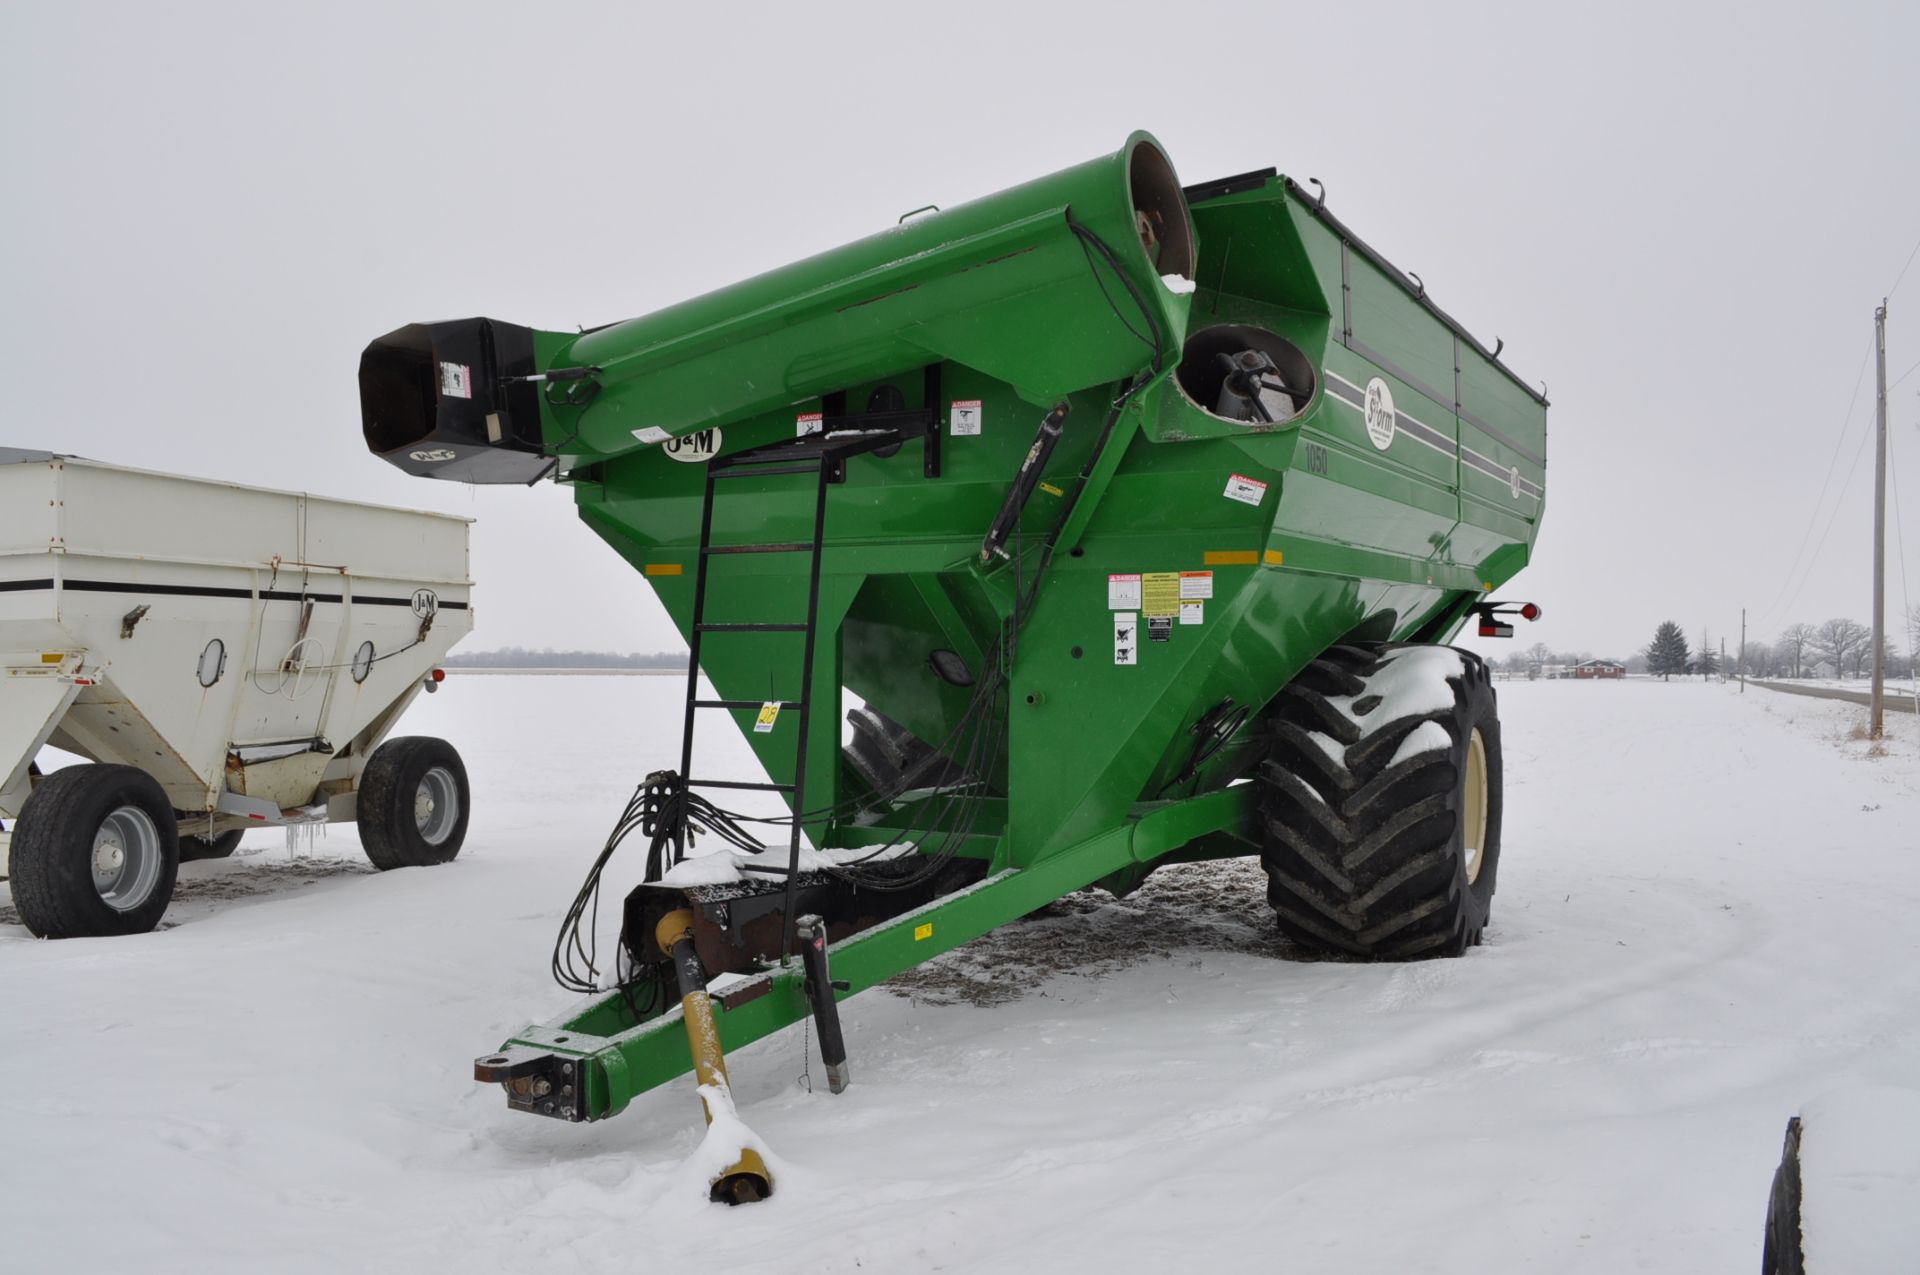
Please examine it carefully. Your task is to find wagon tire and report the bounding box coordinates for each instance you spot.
[1259,643,1502,959]
[357,736,469,870]
[179,829,245,861]
[8,764,180,938]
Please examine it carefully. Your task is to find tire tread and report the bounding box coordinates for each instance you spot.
[1259,643,1502,960]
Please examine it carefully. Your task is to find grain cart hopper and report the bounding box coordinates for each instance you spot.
[360,131,1547,1200]
[0,452,475,938]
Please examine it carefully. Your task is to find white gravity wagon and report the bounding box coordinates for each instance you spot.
[0,450,474,938]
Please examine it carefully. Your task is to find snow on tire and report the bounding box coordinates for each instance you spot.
[1259,642,1502,959]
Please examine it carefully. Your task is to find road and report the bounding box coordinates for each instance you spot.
[1750,679,1919,714]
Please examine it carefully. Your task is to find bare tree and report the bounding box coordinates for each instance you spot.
[1813,617,1869,679]
[1776,623,1816,678]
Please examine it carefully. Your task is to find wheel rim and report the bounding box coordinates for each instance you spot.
[91,804,163,912]
[414,766,460,846]
[1463,728,1489,885]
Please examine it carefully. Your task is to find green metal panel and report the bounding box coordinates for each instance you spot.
[546,134,1195,461]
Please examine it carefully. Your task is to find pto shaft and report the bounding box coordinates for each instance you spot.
[655,909,774,1204]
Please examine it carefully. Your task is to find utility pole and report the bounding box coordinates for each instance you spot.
[1739,607,1746,693]
[1720,636,1726,684]
[1871,300,1889,738]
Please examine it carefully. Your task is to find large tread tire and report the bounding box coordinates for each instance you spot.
[843,707,968,797]
[179,829,245,861]
[9,764,180,938]
[1260,642,1502,959]
[357,736,469,871]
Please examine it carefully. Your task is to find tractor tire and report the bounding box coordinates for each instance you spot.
[356,736,469,871]
[8,764,180,938]
[179,829,245,861]
[1259,642,1502,959]
[844,706,967,797]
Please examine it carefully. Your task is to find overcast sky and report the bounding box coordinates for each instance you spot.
[4,1,1917,662]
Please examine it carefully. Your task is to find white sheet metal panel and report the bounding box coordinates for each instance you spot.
[0,669,80,818]
[0,454,60,557]
[0,453,473,814]
[304,495,471,593]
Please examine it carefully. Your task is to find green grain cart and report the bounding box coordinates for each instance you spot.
[360,132,1546,1201]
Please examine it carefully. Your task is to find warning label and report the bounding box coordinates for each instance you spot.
[1108,574,1142,610]
[796,412,824,437]
[1179,571,1213,600]
[1180,600,1205,625]
[1113,613,1138,666]
[439,361,472,399]
[1142,572,1181,618]
[950,399,983,437]
[1223,473,1268,506]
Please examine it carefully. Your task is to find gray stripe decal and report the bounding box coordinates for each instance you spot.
[1326,372,1452,458]
[1339,335,1548,468]
[1394,410,1453,454]
[1325,376,1365,408]
[1323,371,1540,503]
[1456,403,1548,471]
[1461,444,1545,500]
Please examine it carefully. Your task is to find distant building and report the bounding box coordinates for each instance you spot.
[1572,659,1625,680]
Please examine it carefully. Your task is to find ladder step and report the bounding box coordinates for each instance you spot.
[693,622,808,633]
[703,542,815,556]
[693,698,805,710]
[691,778,798,793]
[711,462,823,479]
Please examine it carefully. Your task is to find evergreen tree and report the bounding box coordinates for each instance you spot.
[1648,620,1690,681]
[1692,646,1719,679]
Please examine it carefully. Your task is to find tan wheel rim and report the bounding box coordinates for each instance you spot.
[1463,728,1489,885]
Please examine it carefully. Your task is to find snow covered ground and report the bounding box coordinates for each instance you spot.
[2,675,1917,1273]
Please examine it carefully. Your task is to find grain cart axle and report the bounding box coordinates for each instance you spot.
[362,131,1550,1193]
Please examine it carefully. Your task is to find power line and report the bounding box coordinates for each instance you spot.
[1755,335,1876,626]
[1773,404,1876,625]
[1886,412,1918,710]
[1891,351,1920,392]
[1891,231,1920,302]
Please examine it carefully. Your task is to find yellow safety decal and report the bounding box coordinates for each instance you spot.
[40,652,63,664]
[754,702,781,734]
[1039,482,1065,497]
[1263,549,1285,566]
[913,922,934,942]
[644,563,684,576]
[1203,550,1258,566]
[1141,572,1181,618]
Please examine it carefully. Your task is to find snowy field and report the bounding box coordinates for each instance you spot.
[3,675,1917,1273]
